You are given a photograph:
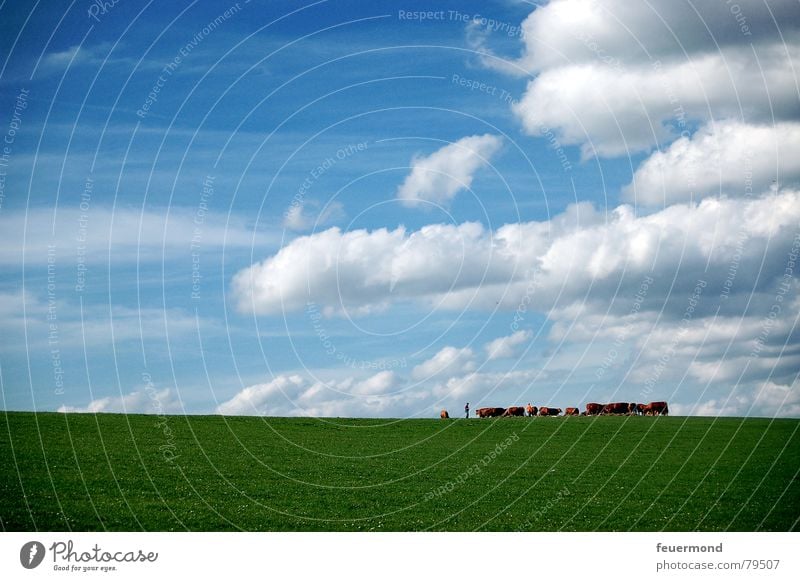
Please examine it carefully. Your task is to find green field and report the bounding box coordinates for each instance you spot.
[1,412,798,531]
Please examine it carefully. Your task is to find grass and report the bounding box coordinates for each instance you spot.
[1,411,798,531]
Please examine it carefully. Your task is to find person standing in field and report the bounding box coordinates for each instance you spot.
[465,402,470,418]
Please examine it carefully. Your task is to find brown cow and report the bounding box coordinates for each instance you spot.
[602,402,630,415]
[643,401,669,416]
[502,406,525,417]
[440,409,450,419]
[476,407,506,418]
[585,402,604,416]
[564,407,579,416]
[539,407,562,416]
[526,403,538,417]
[636,403,646,415]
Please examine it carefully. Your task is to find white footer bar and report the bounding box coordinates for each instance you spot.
[2,532,797,580]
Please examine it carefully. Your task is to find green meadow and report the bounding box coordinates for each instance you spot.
[1,412,798,531]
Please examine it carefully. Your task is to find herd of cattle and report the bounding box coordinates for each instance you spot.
[440,401,669,419]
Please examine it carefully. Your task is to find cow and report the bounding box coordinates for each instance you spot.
[526,403,538,417]
[585,402,604,416]
[643,401,669,416]
[564,407,580,416]
[440,409,450,419]
[602,402,630,415]
[539,407,562,416]
[476,407,506,418]
[503,406,525,417]
[628,402,638,415]
[636,403,647,415]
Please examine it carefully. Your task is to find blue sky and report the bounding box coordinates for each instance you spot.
[1,0,799,417]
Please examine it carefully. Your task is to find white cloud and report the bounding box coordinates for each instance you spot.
[350,370,399,395]
[396,134,503,206]
[509,0,800,73]
[215,371,407,417]
[512,48,800,158]
[625,121,800,205]
[215,375,308,416]
[0,289,212,353]
[0,206,277,266]
[283,200,345,232]
[483,0,800,158]
[232,190,800,318]
[671,379,800,418]
[215,368,549,418]
[219,338,539,417]
[36,43,162,78]
[411,346,476,380]
[40,46,86,72]
[541,277,800,418]
[231,220,501,315]
[485,330,533,360]
[283,205,308,230]
[58,388,181,414]
[465,19,529,77]
[431,370,544,403]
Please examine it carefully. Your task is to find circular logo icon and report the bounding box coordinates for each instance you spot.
[20,541,45,569]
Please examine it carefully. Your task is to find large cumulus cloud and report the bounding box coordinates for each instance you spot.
[232,190,800,318]
[477,0,800,200]
[503,0,800,151]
